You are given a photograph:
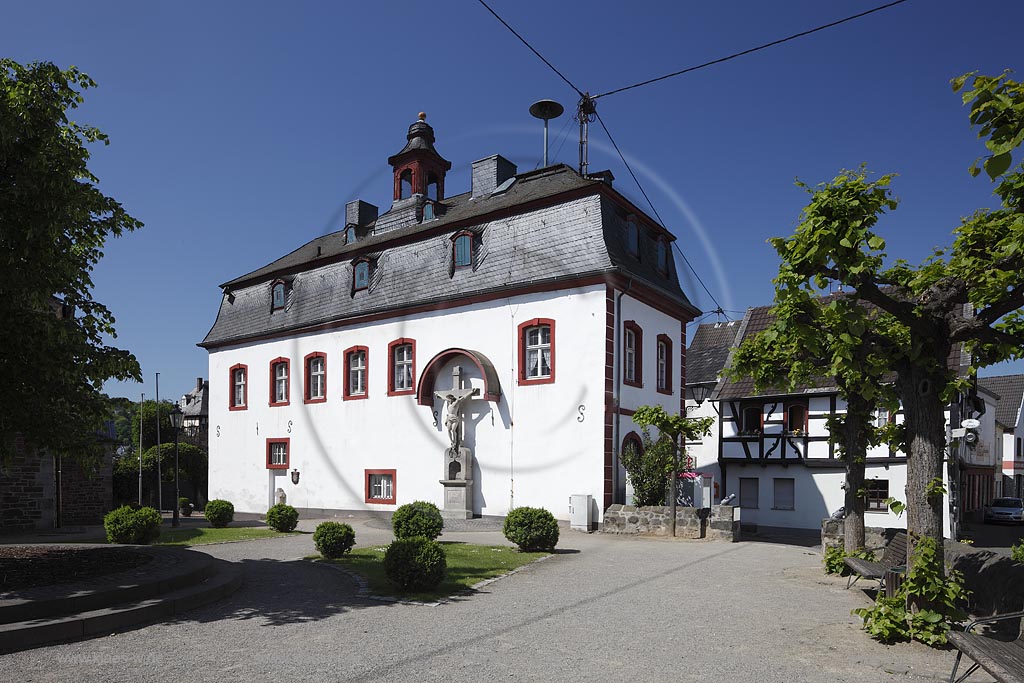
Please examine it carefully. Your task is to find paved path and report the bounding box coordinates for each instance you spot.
[0,517,981,682]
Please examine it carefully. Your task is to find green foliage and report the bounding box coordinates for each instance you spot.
[0,59,143,465]
[178,497,191,508]
[1011,540,1024,563]
[823,544,876,575]
[853,536,968,646]
[265,503,298,532]
[111,441,207,507]
[503,506,560,552]
[925,478,947,499]
[383,537,447,591]
[204,499,234,528]
[883,497,906,518]
[313,522,356,559]
[104,505,162,544]
[621,428,672,506]
[391,501,444,540]
[130,400,180,452]
[626,406,714,507]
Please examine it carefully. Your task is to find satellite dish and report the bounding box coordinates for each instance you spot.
[529,100,564,168]
[961,418,981,429]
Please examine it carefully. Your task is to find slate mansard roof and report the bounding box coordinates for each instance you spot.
[201,163,698,349]
[685,321,741,386]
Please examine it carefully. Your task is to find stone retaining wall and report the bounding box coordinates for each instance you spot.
[602,504,739,541]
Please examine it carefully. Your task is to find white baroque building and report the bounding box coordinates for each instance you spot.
[201,115,698,521]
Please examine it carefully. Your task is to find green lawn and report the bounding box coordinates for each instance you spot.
[153,527,301,546]
[320,541,549,602]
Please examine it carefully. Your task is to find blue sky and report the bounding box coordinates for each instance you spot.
[4,1,1023,402]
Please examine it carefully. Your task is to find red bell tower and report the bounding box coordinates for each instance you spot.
[387,113,452,202]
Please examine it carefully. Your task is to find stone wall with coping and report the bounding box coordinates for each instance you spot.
[602,504,739,541]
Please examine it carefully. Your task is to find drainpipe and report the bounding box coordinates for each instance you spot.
[613,279,633,506]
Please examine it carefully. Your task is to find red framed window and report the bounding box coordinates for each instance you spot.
[785,402,808,434]
[452,231,473,268]
[623,321,643,388]
[517,318,555,386]
[269,357,290,406]
[229,363,248,411]
[656,334,672,394]
[387,338,416,396]
[344,345,369,400]
[266,438,289,470]
[365,469,396,505]
[304,352,327,404]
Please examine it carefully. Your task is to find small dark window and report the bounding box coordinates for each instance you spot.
[786,403,807,434]
[656,239,668,273]
[626,219,639,257]
[422,202,435,222]
[454,234,472,267]
[272,282,286,310]
[741,405,762,436]
[864,480,890,511]
[353,261,370,291]
[345,227,356,244]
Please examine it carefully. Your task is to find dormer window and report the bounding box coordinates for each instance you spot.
[422,201,435,222]
[453,232,473,268]
[656,239,669,273]
[353,260,370,291]
[345,226,356,244]
[271,281,286,311]
[625,218,640,258]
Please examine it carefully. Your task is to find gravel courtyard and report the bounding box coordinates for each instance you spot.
[0,518,978,683]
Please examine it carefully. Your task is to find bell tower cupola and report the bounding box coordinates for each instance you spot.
[387,113,452,203]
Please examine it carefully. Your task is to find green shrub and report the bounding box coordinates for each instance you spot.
[503,506,559,552]
[391,501,444,540]
[313,522,356,559]
[265,503,298,532]
[853,535,968,646]
[205,499,234,528]
[384,536,447,591]
[104,505,162,544]
[178,497,191,508]
[1012,541,1024,563]
[823,544,876,575]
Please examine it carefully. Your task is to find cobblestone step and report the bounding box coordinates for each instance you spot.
[0,559,242,653]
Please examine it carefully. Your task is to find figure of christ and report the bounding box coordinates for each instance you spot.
[441,388,479,451]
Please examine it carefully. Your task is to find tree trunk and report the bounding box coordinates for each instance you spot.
[842,394,871,553]
[897,361,948,572]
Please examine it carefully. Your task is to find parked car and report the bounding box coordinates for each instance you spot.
[983,497,1024,524]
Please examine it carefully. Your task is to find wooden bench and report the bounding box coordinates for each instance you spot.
[948,611,1024,683]
[843,530,908,590]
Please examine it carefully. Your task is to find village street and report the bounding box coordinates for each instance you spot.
[0,518,973,683]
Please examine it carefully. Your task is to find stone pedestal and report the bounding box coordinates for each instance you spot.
[439,479,474,519]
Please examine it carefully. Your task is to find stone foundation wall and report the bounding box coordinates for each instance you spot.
[0,450,112,532]
[602,504,739,541]
[820,518,898,551]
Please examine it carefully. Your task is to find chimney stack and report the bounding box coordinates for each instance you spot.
[345,200,378,227]
[471,155,517,198]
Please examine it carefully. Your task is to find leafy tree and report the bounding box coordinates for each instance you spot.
[631,405,713,534]
[131,400,178,452]
[621,428,674,506]
[112,441,206,507]
[0,60,142,464]
[760,71,1024,579]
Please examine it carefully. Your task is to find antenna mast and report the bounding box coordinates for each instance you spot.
[576,93,596,175]
[528,99,565,168]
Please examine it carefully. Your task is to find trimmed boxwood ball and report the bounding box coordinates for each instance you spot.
[266,503,299,532]
[503,506,559,552]
[104,505,162,544]
[205,499,234,528]
[391,500,444,540]
[384,536,447,591]
[313,521,356,559]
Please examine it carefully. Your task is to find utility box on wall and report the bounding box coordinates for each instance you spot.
[569,494,594,532]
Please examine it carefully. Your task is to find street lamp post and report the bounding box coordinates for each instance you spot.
[169,404,184,528]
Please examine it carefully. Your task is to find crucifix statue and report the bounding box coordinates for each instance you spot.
[434,365,480,452]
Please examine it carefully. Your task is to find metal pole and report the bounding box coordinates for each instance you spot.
[156,372,162,513]
[172,427,180,528]
[543,118,549,168]
[670,438,678,537]
[138,392,144,505]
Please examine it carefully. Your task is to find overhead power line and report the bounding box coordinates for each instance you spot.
[592,0,911,100]
[476,0,583,97]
